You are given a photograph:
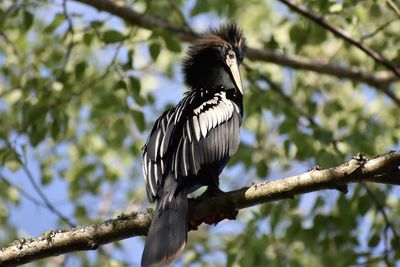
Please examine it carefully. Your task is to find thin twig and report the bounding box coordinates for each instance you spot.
[20,162,76,227]
[62,0,75,62]
[279,0,400,78]
[361,17,400,41]
[387,0,400,17]
[0,174,46,208]
[364,184,400,249]
[6,143,76,227]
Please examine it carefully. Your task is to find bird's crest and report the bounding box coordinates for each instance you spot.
[209,23,246,51]
[186,23,247,58]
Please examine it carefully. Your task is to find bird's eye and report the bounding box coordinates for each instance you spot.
[228,51,235,59]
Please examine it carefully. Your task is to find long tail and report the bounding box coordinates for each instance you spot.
[141,180,188,267]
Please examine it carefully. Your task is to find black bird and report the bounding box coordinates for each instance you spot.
[141,23,246,267]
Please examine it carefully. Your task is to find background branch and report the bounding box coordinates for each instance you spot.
[279,0,400,78]
[73,0,399,88]
[1,151,399,266]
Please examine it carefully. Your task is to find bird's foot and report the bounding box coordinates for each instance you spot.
[189,210,238,229]
[203,209,239,225]
[195,185,223,201]
[188,186,238,231]
[188,209,238,230]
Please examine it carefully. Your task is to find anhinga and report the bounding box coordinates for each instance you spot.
[141,23,246,267]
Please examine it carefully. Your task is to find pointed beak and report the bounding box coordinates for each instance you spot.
[226,57,244,94]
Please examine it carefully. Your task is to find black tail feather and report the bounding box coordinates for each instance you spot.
[141,182,188,267]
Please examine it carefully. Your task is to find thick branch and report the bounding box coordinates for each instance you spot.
[73,0,398,88]
[279,0,400,78]
[1,151,400,266]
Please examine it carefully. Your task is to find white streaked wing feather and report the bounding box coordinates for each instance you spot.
[160,158,165,174]
[192,116,201,141]
[206,111,213,131]
[211,107,218,128]
[148,161,156,196]
[186,120,192,143]
[215,105,224,124]
[199,112,208,137]
[153,129,162,158]
[233,102,240,113]
[154,163,161,185]
[142,152,148,178]
[181,139,189,176]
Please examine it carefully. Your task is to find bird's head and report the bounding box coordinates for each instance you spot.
[182,23,247,94]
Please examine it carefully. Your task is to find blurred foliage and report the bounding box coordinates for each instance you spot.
[0,0,400,266]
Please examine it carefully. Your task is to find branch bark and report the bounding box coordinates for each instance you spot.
[73,0,399,88]
[1,151,400,266]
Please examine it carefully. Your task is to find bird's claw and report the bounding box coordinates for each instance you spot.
[188,210,238,231]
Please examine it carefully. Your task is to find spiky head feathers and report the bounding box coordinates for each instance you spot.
[182,23,247,89]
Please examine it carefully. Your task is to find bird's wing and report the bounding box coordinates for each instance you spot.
[142,108,175,201]
[142,90,241,201]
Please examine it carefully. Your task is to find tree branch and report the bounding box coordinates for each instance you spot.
[279,0,400,78]
[72,0,399,88]
[1,151,399,266]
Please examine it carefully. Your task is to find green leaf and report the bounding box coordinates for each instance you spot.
[129,76,141,94]
[329,3,343,13]
[7,186,20,204]
[123,49,134,70]
[23,10,33,31]
[83,31,94,46]
[51,116,60,140]
[3,150,21,173]
[75,61,87,80]
[314,128,333,144]
[370,3,381,17]
[323,100,343,116]
[41,169,53,185]
[131,110,145,132]
[263,35,279,50]
[279,116,298,134]
[289,23,307,51]
[30,123,47,147]
[316,149,339,168]
[129,76,146,105]
[4,160,21,173]
[308,22,327,44]
[114,80,127,91]
[102,30,126,44]
[75,205,87,221]
[256,161,268,178]
[44,13,64,33]
[164,35,181,53]
[368,234,380,248]
[292,132,315,160]
[149,42,161,61]
[26,103,48,125]
[90,20,104,28]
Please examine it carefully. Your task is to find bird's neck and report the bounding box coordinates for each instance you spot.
[185,63,243,115]
[187,64,238,92]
